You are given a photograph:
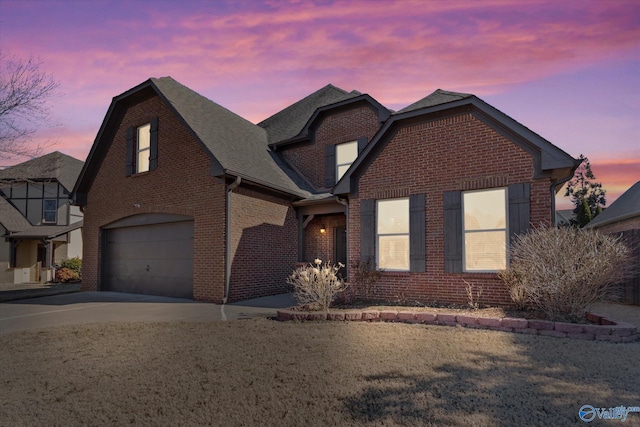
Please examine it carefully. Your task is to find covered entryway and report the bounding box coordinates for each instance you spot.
[102,213,194,298]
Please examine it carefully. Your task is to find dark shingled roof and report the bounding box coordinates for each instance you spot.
[398,89,474,113]
[0,151,84,191]
[149,78,311,197]
[258,84,361,144]
[0,197,31,232]
[9,220,83,239]
[586,181,640,229]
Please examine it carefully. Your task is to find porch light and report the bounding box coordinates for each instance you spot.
[320,225,326,234]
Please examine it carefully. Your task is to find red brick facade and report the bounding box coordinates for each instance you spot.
[79,80,573,306]
[280,105,380,189]
[81,95,227,302]
[348,112,554,306]
[228,187,298,301]
[303,214,346,264]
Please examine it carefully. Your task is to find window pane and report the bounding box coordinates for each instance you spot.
[43,210,57,223]
[43,199,57,210]
[378,235,409,270]
[137,150,150,173]
[337,164,350,180]
[336,141,357,164]
[465,231,506,271]
[464,188,506,230]
[137,124,151,150]
[377,198,409,234]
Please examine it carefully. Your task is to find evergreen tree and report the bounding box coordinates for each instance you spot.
[564,154,606,227]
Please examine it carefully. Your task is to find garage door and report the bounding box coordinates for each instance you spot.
[103,215,194,298]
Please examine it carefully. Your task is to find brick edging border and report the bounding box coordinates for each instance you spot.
[276,309,638,343]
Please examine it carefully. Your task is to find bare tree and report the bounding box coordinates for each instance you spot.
[0,52,59,164]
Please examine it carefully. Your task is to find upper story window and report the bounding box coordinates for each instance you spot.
[336,141,358,181]
[376,198,410,271]
[136,123,151,173]
[42,199,57,224]
[126,117,158,177]
[462,188,507,272]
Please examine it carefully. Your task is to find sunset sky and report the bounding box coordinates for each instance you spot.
[1,0,638,208]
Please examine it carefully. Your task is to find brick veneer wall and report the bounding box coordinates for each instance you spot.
[349,112,555,306]
[228,187,298,302]
[81,95,227,302]
[303,214,346,263]
[279,105,381,189]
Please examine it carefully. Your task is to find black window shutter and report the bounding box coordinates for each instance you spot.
[360,199,375,263]
[508,183,530,243]
[443,191,463,273]
[409,194,426,272]
[357,136,368,154]
[324,144,336,187]
[125,126,134,176]
[149,117,159,170]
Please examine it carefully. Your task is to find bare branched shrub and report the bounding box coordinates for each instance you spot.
[350,257,383,302]
[287,259,347,311]
[501,226,631,322]
[462,279,483,310]
[499,269,527,310]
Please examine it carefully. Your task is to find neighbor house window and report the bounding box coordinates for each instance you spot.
[43,199,57,223]
[136,123,151,173]
[376,198,409,271]
[336,141,358,181]
[462,188,507,272]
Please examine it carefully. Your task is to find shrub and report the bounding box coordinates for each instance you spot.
[287,259,347,311]
[500,226,630,322]
[60,257,82,277]
[350,257,383,302]
[56,267,80,283]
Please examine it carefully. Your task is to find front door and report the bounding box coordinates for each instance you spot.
[335,226,347,280]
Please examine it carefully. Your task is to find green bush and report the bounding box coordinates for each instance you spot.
[500,226,630,322]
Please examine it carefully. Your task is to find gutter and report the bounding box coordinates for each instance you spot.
[336,197,349,275]
[223,176,241,304]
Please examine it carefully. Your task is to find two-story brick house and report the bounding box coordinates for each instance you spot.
[73,77,579,304]
[0,151,84,283]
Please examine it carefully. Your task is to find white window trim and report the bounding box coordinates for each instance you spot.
[462,187,508,273]
[42,198,57,224]
[335,141,357,181]
[376,197,410,272]
[136,123,151,174]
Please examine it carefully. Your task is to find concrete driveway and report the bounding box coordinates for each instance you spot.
[0,291,297,335]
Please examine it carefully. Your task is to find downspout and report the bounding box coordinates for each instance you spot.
[336,197,349,277]
[223,176,241,304]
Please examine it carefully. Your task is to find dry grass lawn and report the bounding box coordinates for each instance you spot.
[2,318,639,426]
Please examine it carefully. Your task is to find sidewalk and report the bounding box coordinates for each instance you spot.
[0,282,81,302]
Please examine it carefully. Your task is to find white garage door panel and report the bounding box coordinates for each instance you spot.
[104,221,194,298]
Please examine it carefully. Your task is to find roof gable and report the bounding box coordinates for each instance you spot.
[334,92,578,194]
[398,89,473,113]
[586,181,640,228]
[75,77,310,199]
[258,84,362,145]
[0,151,83,191]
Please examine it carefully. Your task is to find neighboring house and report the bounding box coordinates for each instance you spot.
[0,152,84,283]
[555,209,575,227]
[73,77,579,304]
[586,181,640,305]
